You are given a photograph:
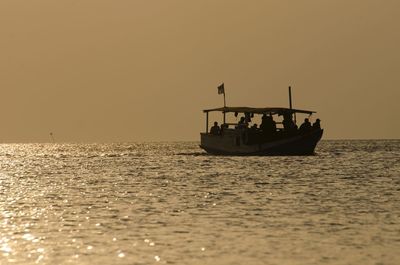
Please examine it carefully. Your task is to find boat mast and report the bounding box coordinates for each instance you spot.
[289,86,296,124]
[223,94,226,125]
[222,84,226,124]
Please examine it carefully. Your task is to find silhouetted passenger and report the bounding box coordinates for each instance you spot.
[299,118,312,132]
[237,117,248,129]
[270,116,277,131]
[260,114,276,135]
[250,123,258,134]
[282,113,296,132]
[260,114,268,130]
[210,122,221,135]
[247,123,259,144]
[220,123,228,134]
[245,112,252,123]
[313,119,321,129]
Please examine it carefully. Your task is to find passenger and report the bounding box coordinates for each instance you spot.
[245,112,252,123]
[237,117,248,129]
[210,121,221,135]
[261,115,276,135]
[220,123,228,134]
[299,118,312,132]
[270,116,277,132]
[248,123,259,144]
[260,114,268,131]
[282,113,296,132]
[313,118,321,129]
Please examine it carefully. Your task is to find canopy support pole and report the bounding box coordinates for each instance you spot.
[206,112,209,134]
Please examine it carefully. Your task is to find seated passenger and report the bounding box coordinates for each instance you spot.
[260,114,268,131]
[270,116,277,131]
[219,123,228,135]
[313,118,321,129]
[210,121,221,135]
[237,117,248,129]
[245,112,252,123]
[261,115,276,135]
[250,123,258,131]
[282,113,297,132]
[299,118,312,132]
[247,123,259,144]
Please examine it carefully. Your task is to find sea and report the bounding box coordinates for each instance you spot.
[0,140,399,265]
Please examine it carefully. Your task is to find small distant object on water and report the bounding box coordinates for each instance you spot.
[50,132,55,143]
[200,84,323,155]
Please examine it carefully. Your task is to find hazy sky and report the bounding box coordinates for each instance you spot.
[1,0,399,142]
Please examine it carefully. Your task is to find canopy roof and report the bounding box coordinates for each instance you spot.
[203,106,315,115]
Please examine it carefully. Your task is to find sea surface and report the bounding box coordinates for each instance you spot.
[0,140,399,265]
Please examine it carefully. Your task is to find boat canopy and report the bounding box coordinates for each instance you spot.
[203,106,315,115]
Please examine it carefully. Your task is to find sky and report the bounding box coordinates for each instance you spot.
[1,0,399,142]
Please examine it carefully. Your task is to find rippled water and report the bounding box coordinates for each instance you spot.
[0,140,399,265]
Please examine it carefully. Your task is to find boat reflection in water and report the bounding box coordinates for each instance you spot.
[200,103,323,156]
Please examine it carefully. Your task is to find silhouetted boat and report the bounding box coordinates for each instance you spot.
[200,87,323,155]
[200,107,323,155]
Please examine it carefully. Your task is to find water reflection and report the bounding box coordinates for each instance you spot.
[0,141,399,264]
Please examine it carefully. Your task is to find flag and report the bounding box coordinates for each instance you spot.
[217,83,225,94]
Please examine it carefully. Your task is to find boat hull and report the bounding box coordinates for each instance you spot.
[200,129,323,156]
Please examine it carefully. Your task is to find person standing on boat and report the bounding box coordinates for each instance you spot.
[210,122,221,135]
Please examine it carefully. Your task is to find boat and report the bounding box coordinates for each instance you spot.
[200,87,323,156]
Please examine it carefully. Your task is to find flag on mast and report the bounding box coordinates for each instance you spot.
[217,82,226,108]
[217,83,225,95]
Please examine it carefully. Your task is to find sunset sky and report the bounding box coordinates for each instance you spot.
[1,0,399,142]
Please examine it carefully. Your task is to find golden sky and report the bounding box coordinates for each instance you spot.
[1,0,399,142]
